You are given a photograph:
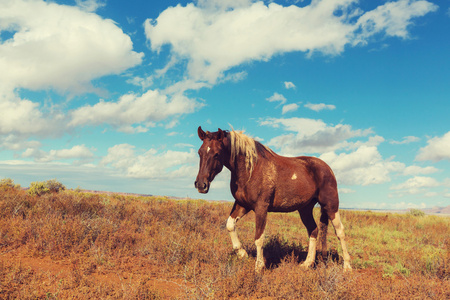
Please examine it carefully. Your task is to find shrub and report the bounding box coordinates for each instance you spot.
[28,179,66,196]
[45,179,66,193]
[0,178,21,190]
[408,208,425,217]
[28,181,50,196]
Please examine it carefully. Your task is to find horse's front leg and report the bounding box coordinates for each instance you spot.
[254,204,268,272]
[226,202,249,258]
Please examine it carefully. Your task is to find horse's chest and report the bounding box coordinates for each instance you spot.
[232,185,246,202]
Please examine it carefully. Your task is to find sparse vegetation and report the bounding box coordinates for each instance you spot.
[0,183,449,299]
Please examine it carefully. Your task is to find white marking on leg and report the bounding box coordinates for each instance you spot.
[255,230,265,271]
[226,216,247,258]
[331,212,352,271]
[301,237,317,268]
[291,173,297,180]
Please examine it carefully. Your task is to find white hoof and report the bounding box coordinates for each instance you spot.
[255,260,265,273]
[344,262,352,272]
[300,261,313,269]
[237,248,248,258]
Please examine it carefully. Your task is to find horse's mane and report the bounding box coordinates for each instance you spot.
[228,130,272,177]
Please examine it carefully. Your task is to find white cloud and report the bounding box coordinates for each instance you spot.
[390,136,420,144]
[304,103,336,112]
[282,103,299,114]
[260,117,373,154]
[101,144,197,179]
[284,81,296,89]
[22,144,94,163]
[416,132,450,162]
[0,134,41,151]
[0,0,145,139]
[266,92,287,105]
[339,188,355,194]
[403,165,439,176]
[0,0,143,93]
[0,90,64,136]
[320,146,404,186]
[144,0,437,84]
[69,90,203,132]
[75,0,106,12]
[389,176,443,198]
[354,0,438,43]
[390,176,440,191]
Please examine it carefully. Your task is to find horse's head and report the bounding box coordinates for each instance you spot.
[195,126,227,194]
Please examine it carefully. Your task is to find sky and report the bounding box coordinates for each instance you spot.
[1,0,449,210]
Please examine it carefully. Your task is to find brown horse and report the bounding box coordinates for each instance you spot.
[194,127,351,271]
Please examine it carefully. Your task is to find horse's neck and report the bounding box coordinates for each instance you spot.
[223,134,255,183]
[226,153,254,184]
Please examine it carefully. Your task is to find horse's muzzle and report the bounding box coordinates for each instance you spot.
[194,180,209,194]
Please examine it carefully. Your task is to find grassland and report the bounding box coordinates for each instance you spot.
[0,186,449,299]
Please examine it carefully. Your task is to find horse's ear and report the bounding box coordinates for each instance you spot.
[198,126,206,141]
[217,128,224,142]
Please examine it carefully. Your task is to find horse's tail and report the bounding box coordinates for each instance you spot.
[317,208,329,260]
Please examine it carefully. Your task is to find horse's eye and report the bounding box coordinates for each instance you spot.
[213,153,219,159]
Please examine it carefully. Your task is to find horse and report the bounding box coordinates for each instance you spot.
[194,127,351,272]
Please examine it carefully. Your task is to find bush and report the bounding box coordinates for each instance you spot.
[0,178,21,190]
[28,181,50,196]
[45,179,66,193]
[28,179,65,196]
[408,208,425,217]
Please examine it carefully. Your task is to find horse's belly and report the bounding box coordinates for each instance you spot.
[270,189,315,212]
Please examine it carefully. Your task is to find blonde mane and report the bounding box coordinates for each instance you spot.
[229,130,259,177]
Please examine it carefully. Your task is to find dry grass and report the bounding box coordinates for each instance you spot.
[0,186,449,299]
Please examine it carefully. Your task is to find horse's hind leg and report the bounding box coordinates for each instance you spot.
[330,211,352,271]
[226,202,249,258]
[317,208,329,260]
[298,202,319,269]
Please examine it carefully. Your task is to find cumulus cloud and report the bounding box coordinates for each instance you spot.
[0,0,143,93]
[282,103,299,114]
[144,0,437,84]
[390,176,440,191]
[260,117,373,154]
[403,165,439,176]
[75,0,106,12]
[416,131,450,162]
[353,0,438,43]
[390,136,420,144]
[0,135,41,151]
[320,146,404,186]
[100,144,197,179]
[284,81,296,89]
[22,144,94,163]
[304,103,336,112]
[69,90,203,133]
[339,188,355,194]
[0,90,65,136]
[0,0,145,139]
[266,93,287,106]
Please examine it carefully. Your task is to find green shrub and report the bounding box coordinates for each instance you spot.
[28,179,65,196]
[408,208,425,217]
[28,181,50,196]
[0,178,21,190]
[45,179,66,193]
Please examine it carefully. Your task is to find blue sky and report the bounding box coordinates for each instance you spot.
[1,0,449,209]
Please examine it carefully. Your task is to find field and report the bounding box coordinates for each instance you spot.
[0,186,449,299]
